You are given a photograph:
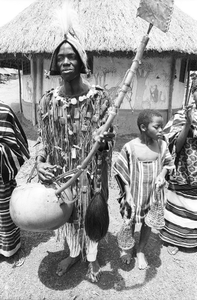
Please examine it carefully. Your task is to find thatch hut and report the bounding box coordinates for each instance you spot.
[0,0,197,134]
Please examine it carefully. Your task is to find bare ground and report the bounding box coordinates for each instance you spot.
[0,81,197,300]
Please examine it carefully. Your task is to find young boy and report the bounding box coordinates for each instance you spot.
[114,109,174,269]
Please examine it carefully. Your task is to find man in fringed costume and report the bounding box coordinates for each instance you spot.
[160,91,197,255]
[0,102,29,259]
[36,4,114,282]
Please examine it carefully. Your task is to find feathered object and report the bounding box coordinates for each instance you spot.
[54,1,84,44]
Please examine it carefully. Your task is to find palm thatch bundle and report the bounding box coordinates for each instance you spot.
[0,0,197,56]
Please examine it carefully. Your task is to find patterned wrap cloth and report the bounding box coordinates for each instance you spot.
[163,107,197,187]
[37,85,113,255]
[160,107,197,248]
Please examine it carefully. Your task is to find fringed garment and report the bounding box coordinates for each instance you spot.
[37,85,113,255]
[114,139,174,223]
[160,108,197,248]
[0,102,29,257]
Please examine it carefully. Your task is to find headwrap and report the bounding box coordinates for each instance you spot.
[49,2,88,76]
[50,34,88,75]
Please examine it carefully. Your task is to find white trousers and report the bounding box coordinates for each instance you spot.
[65,223,98,262]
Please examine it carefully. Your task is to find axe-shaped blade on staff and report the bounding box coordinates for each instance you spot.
[55,0,174,197]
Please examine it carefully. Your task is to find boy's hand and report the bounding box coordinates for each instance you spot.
[125,194,135,220]
[155,175,165,189]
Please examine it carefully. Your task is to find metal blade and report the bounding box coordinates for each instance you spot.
[137,0,174,32]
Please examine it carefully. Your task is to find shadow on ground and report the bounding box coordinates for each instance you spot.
[37,230,162,292]
[21,230,55,257]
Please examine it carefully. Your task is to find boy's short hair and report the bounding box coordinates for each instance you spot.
[137,109,163,131]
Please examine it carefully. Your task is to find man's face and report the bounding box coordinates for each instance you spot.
[56,42,82,81]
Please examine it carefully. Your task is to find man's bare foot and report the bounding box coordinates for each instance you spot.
[137,252,148,270]
[86,259,101,283]
[56,255,80,277]
[120,249,132,264]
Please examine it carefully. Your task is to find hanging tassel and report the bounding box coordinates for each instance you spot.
[85,191,109,242]
[85,153,109,242]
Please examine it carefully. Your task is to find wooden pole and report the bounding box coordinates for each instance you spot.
[36,56,43,112]
[184,59,190,106]
[18,62,23,113]
[167,56,176,121]
[31,56,37,125]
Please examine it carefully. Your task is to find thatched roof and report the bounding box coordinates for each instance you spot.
[0,0,197,56]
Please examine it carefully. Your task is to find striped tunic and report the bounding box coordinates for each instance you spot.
[160,108,197,248]
[0,102,29,257]
[114,139,174,223]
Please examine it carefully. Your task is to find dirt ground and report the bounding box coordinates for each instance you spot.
[0,80,197,300]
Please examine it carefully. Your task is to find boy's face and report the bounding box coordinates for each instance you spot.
[145,116,163,140]
[56,42,82,82]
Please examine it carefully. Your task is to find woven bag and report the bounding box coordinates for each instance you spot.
[117,219,135,250]
[145,187,165,230]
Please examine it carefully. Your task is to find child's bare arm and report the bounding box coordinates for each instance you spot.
[155,167,168,188]
[123,184,135,219]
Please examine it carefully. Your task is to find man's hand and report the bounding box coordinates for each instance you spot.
[36,162,56,183]
[93,125,115,150]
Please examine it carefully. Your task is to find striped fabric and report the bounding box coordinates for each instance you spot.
[63,223,81,258]
[160,108,197,248]
[160,190,197,247]
[0,102,29,257]
[0,102,30,183]
[0,176,21,257]
[62,223,98,261]
[114,139,174,223]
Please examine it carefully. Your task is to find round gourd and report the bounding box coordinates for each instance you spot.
[10,182,73,232]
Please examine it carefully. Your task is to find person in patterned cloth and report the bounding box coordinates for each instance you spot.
[160,90,197,255]
[0,102,29,261]
[36,7,114,282]
[114,110,174,269]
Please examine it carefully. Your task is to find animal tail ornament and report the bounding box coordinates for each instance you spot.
[85,153,109,242]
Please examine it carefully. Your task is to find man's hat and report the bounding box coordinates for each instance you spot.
[50,34,88,75]
[49,2,89,76]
